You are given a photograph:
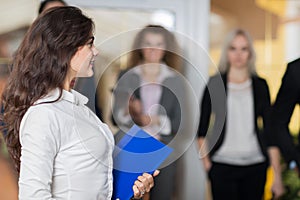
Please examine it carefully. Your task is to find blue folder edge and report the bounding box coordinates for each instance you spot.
[112,125,173,200]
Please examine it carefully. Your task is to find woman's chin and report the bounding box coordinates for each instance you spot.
[76,70,94,78]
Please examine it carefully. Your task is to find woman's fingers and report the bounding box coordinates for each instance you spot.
[138,174,151,192]
[153,170,160,177]
[132,171,160,199]
[133,180,145,199]
[132,184,143,199]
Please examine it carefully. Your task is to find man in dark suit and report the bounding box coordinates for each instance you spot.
[272,58,300,170]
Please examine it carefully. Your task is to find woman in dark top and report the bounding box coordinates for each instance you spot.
[197,29,284,200]
[113,25,184,200]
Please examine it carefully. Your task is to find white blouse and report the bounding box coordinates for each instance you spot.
[19,89,115,200]
[212,79,265,165]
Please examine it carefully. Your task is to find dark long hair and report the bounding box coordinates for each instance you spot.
[128,25,182,72]
[1,6,94,174]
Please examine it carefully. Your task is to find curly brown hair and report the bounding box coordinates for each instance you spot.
[127,25,182,72]
[1,6,94,174]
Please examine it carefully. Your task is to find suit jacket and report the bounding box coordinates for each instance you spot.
[113,69,184,145]
[197,73,274,162]
[272,58,300,168]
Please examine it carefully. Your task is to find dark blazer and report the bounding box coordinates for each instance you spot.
[272,58,300,168]
[197,73,274,161]
[113,69,184,145]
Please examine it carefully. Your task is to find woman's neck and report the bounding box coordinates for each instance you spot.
[227,67,250,83]
[141,63,161,82]
[63,71,76,91]
[63,80,71,91]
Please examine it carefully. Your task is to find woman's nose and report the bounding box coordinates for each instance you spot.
[93,46,99,56]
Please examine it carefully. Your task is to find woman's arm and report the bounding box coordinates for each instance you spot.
[197,86,212,139]
[112,71,140,127]
[197,84,213,172]
[271,63,300,168]
[198,137,211,172]
[261,79,285,198]
[268,147,285,198]
[19,108,59,200]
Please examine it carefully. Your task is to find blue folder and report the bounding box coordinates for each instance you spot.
[112,125,173,200]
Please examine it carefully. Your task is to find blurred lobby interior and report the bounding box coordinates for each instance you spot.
[1,0,300,199]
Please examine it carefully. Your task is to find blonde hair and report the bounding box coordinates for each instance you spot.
[218,28,256,74]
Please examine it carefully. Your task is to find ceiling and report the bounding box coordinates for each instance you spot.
[1,0,300,58]
[211,0,279,41]
[0,0,38,35]
[0,0,175,59]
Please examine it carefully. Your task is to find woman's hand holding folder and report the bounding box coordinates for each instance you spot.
[132,170,160,199]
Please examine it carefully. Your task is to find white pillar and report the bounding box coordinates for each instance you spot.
[175,1,210,199]
[285,1,300,62]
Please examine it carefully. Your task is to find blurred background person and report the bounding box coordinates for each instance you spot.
[197,29,284,200]
[112,25,184,200]
[38,0,66,13]
[271,56,300,174]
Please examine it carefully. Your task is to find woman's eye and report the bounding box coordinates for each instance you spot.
[87,36,95,48]
[85,41,93,48]
[88,42,93,48]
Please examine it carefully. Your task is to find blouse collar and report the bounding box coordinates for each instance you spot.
[35,88,88,105]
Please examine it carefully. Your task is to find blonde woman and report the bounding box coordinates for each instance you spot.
[197,29,284,199]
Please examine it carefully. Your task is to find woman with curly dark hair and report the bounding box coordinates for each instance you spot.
[1,6,156,200]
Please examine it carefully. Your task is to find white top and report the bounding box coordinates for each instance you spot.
[19,89,115,200]
[212,79,265,165]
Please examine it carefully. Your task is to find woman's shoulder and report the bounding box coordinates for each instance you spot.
[251,74,267,85]
[206,73,226,86]
[117,68,140,83]
[22,104,58,125]
[162,71,184,88]
[288,57,300,69]
[119,68,140,77]
[19,104,60,138]
[161,64,182,80]
[285,58,300,80]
